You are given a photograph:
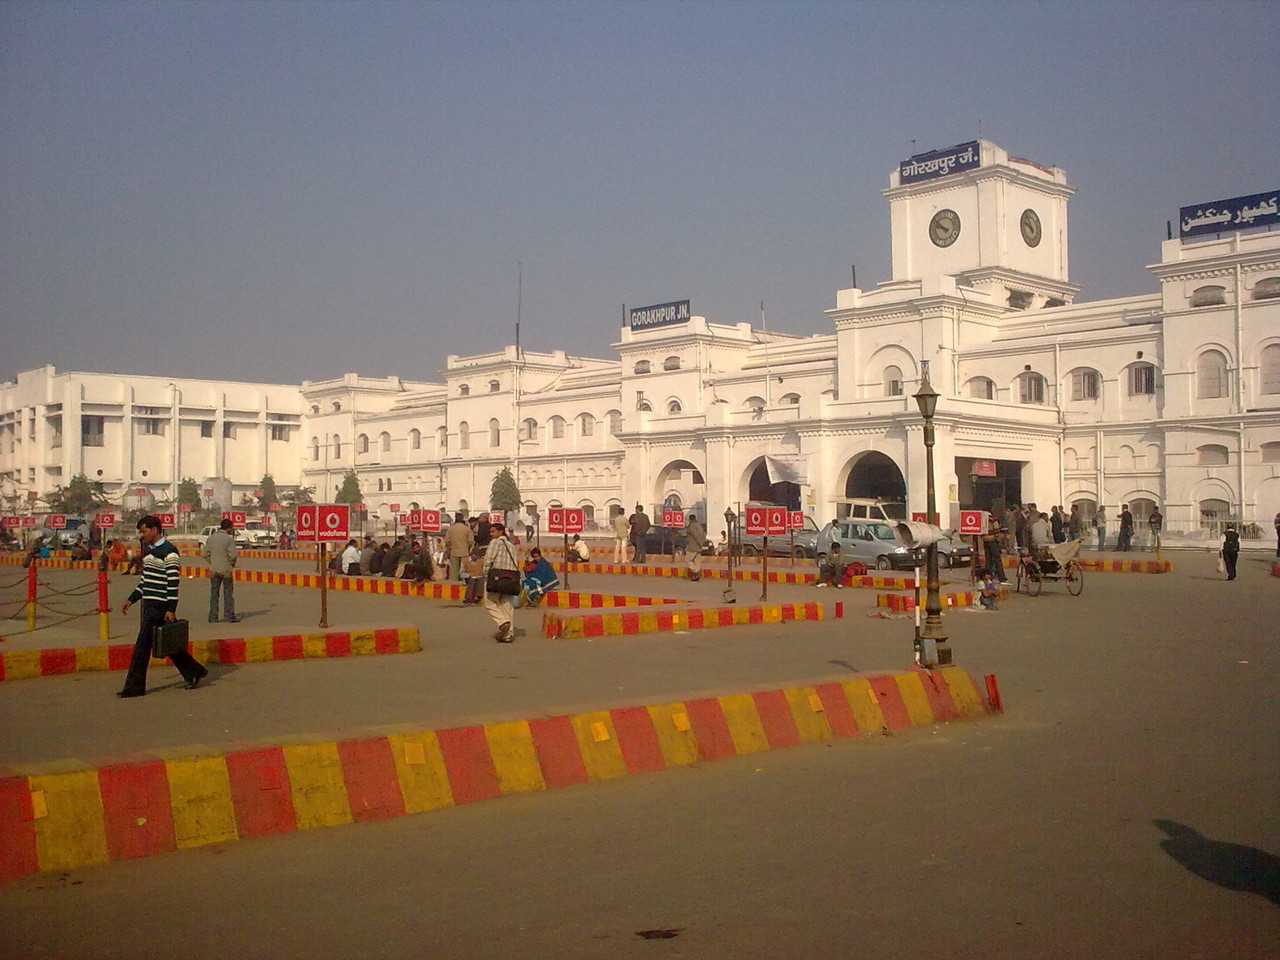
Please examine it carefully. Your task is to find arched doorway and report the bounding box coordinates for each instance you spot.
[652,458,706,518]
[842,452,906,504]
[746,459,801,509]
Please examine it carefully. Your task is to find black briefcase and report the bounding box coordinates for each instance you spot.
[152,618,190,659]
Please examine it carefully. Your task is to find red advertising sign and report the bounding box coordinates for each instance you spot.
[397,513,410,526]
[1,516,20,529]
[134,488,149,497]
[155,513,176,528]
[547,507,585,535]
[269,502,281,513]
[21,517,36,528]
[47,514,67,529]
[419,508,442,533]
[94,513,117,528]
[788,510,805,531]
[203,488,214,498]
[178,502,192,513]
[408,509,422,529]
[222,511,247,527]
[294,504,350,542]
[254,488,264,498]
[390,503,401,513]
[745,506,788,536]
[911,511,943,525]
[662,509,685,527]
[972,460,998,478]
[959,510,987,535]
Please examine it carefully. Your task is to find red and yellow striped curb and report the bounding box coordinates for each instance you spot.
[1271,562,1280,578]
[538,591,683,609]
[542,602,825,639]
[1077,558,1170,573]
[0,665,997,881]
[0,626,419,683]
[875,589,1011,612]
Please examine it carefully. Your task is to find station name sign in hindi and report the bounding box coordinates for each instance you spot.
[629,300,690,331]
[899,141,980,184]
[1179,190,1279,239]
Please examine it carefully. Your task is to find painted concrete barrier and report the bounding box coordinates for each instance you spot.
[0,665,997,881]
[876,591,975,612]
[1078,558,1170,573]
[0,626,420,683]
[543,602,825,639]
[538,591,683,609]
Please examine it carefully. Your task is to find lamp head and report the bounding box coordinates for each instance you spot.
[724,507,735,525]
[914,372,940,420]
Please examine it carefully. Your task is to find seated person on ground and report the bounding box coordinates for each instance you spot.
[520,548,560,605]
[816,543,844,587]
[978,568,1000,610]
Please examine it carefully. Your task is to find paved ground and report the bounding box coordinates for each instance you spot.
[0,549,1277,958]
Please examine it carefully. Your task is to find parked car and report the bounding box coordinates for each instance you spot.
[242,520,277,547]
[639,524,693,557]
[737,513,822,558]
[833,498,907,522]
[196,525,249,549]
[817,519,973,569]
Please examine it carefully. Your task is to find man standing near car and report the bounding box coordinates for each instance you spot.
[445,512,473,582]
[685,513,707,580]
[628,505,651,564]
[612,511,630,564]
[202,518,239,624]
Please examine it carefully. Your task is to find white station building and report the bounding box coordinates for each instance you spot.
[3,140,1278,538]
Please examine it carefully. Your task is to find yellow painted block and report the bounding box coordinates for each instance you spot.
[242,637,275,663]
[783,686,834,743]
[762,606,781,623]
[3,650,42,680]
[842,678,887,733]
[281,742,353,830]
[638,612,657,634]
[75,646,111,672]
[671,612,686,629]
[350,630,376,656]
[29,769,109,872]
[893,673,938,727]
[718,693,770,755]
[388,732,454,814]
[671,711,691,732]
[646,702,699,767]
[602,614,623,636]
[301,633,329,657]
[166,756,238,849]
[483,721,546,795]
[568,711,628,781]
[936,666,986,717]
[398,628,421,653]
[191,639,219,663]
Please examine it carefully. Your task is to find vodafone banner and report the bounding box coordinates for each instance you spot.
[93,513,117,529]
[296,504,349,542]
[662,509,685,528]
[958,510,987,535]
[47,514,67,529]
[155,513,176,528]
[547,507,585,535]
[745,505,788,536]
[222,511,246,527]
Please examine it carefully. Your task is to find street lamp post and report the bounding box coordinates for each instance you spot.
[723,506,737,604]
[913,364,951,668]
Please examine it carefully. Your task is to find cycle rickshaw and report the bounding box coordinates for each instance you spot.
[1015,539,1085,596]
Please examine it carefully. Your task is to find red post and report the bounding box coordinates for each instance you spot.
[97,568,110,641]
[26,559,38,629]
[835,601,844,619]
[984,673,1003,712]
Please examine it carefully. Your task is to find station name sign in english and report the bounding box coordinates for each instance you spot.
[629,300,690,331]
[899,141,980,184]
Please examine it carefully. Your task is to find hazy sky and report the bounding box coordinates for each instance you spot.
[3,1,1276,386]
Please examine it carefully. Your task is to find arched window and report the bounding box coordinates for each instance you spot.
[489,380,500,393]
[489,418,501,446]
[1199,498,1231,534]
[663,356,681,371]
[968,377,995,400]
[550,416,565,439]
[1070,368,1100,401]
[1128,363,1157,395]
[606,410,622,435]
[437,426,447,451]
[637,398,653,412]
[1259,344,1280,394]
[310,437,319,461]
[331,401,342,412]
[1019,372,1047,404]
[745,396,765,411]
[310,404,320,415]
[1261,441,1280,463]
[780,393,800,405]
[579,413,595,437]
[520,418,538,442]
[376,478,384,492]
[458,422,470,451]
[883,365,903,397]
[1196,444,1229,465]
[380,432,391,453]
[356,434,370,454]
[410,428,421,450]
[1191,285,1226,307]
[1196,350,1228,399]
[667,399,682,415]
[1254,277,1280,300]
[332,434,342,459]
[633,360,651,375]
[459,384,470,397]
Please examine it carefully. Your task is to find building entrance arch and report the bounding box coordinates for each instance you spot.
[744,458,801,509]
[839,451,907,505]
[652,458,705,518]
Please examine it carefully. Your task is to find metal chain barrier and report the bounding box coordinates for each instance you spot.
[0,562,111,640]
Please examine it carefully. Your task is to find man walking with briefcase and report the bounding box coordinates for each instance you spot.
[117,514,207,698]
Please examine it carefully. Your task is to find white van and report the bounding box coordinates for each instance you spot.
[196,525,249,549]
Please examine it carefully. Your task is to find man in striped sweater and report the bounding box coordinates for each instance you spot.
[117,515,207,698]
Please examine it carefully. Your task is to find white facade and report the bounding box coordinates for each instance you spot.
[4,140,1278,536]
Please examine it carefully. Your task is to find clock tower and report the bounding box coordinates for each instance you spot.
[884,140,1079,309]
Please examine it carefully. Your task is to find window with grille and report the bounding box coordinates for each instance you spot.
[1129,364,1156,395]
[1071,370,1100,401]
[82,415,105,447]
[1019,373,1046,404]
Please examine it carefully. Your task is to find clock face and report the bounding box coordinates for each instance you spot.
[1020,208,1042,247]
[929,209,961,248]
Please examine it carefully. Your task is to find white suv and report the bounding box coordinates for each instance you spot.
[196,525,249,549]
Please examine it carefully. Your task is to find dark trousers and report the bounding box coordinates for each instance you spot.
[1223,551,1238,580]
[631,535,647,563]
[121,600,204,694]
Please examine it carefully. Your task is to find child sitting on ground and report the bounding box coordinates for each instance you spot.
[978,567,1000,610]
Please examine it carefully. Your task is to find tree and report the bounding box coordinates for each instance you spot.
[45,475,108,515]
[257,474,279,512]
[334,470,363,506]
[490,467,522,513]
[283,485,315,507]
[176,478,202,513]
